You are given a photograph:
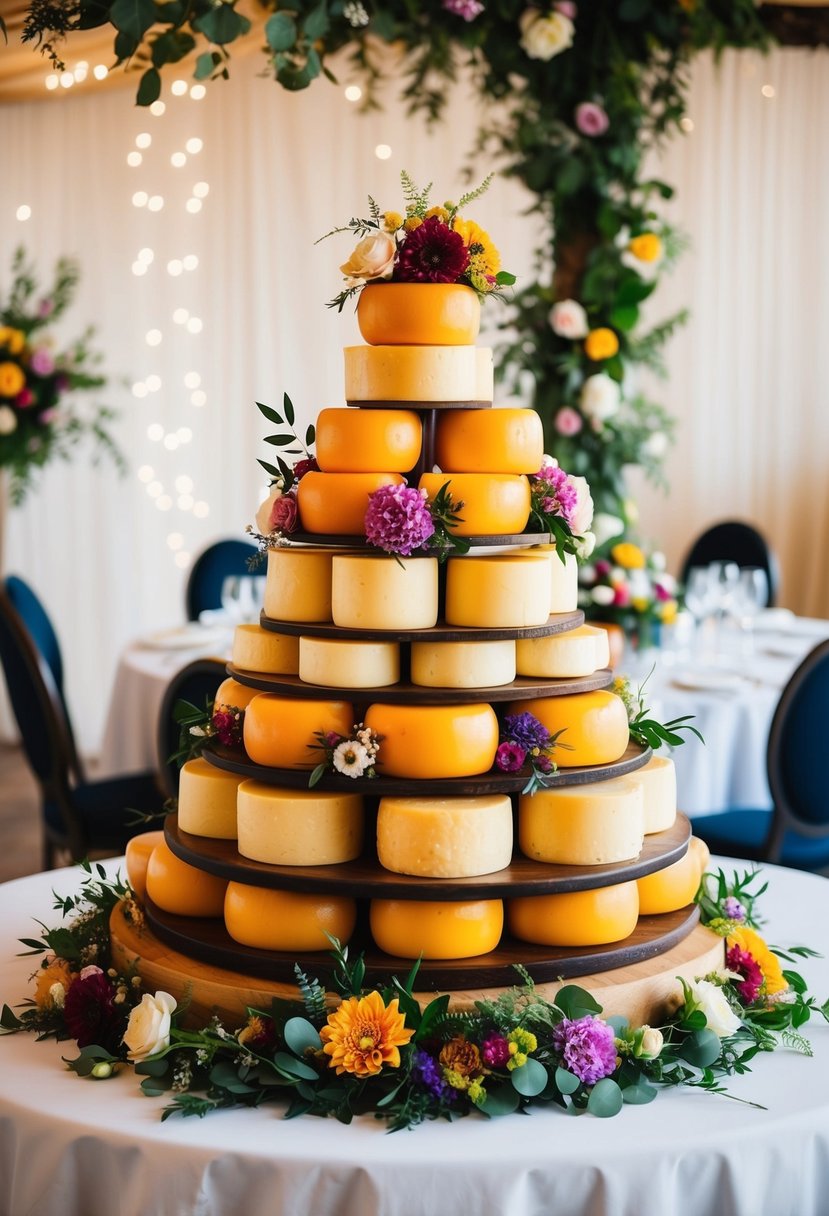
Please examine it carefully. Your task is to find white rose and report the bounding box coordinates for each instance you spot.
[688,979,741,1039]
[591,585,616,607]
[0,406,18,435]
[520,10,574,60]
[540,453,558,469]
[549,298,588,340]
[255,486,283,534]
[580,374,620,423]
[643,431,669,459]
[593,512,625,548]
[657,572,677,594]
[568,475,594,535]
[650,550,666,572]
[638,1026,664,1059]
[123,990,177,1062]
[575,531,596,560]
[340,231,396,286]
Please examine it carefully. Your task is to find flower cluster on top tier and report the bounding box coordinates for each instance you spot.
[321,171,515,311]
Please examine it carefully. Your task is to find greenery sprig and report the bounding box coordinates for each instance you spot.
[256,393,315,493]
[614,671,704,751]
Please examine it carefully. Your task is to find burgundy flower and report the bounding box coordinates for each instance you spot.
[395,217,470,284]
[63,970,124,1052]
[212,708,242,748]
[481,1034,511,1067]
[594,559,611,578]
[726,944,764,1004]
[292,456,318,481]
[270,492,298,534]
[15,388,34,409]
[495,741,526,773]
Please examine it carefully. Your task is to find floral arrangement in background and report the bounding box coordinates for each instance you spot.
[320,171,515,311]
[0,248,125,504]
[578,536,679,649]
[2,862,826,1129]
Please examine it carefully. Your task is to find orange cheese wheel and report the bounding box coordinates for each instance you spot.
[225,882,356,950]
[364,702,499,779]
[370,898,503,959]
[435,408,544,474]
[637,838,707,914]
[145,839,228,917]
[357,283,481,346]
[297,471,404,535]
[214,677,260,714]
[419,472,530,536]
[510,690,630,768]
[509,882,639,947]
[315,408,422,473]
[125,830,165,904]
[243,693,354,769]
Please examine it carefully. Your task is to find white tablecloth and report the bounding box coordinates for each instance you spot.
[1,860,829,1216]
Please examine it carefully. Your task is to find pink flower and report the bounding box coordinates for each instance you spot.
[442,0,484,18]
[37,298,55,318]
[364,483,435,556]
[495,741,526,772]
[15,388,34,409]
[270,493,298,534]
[292,456,318,481]
[29,348,55,376]
[575,102,610,138]
[726,944,764,1004]
[654,583,672,602]
[481,1035,511,1067]
[549,298,588,340]
[554,0,576,15]
[612,584,630,607]
[395,217,469,284]
[554,406,583,436]
[553,1016,617,1084]
[38,407,58,426]
[594,559,611,578]
[532,463,578,527]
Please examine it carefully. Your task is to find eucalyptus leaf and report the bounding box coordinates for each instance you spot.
[283,1016,322,1055]
[621,1078,657,1105]
[273,1051,319,1081]
[110,0,156,41]
[510,1057,548,1097]
[555,985,602,1020]
[678,1028,722,1069]
[265,11,297,52]
[554,1066,581,1096]
[586,1077,623,1118]
[136,66,161,106]
[480,1083,521,1117]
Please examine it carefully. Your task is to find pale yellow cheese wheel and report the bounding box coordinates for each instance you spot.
[263,547,336,623]
[410,638,516,688]
[637,755,678,834]
[370,898,504,959]
[331,554,438,630]
[299,636,400,688]
[516,624,608,679]
[509,882,639,947]
[314,408,422,472]
[511,690,630,767]
[177,757,242,840]
[419,473,530,537]
[344,345,493,403]
[518,776,644,865]
[125,830,165,904]
[445,553,551,628]
[377,794,513,878]
[236,781,364,865]
[365,702,499,779]
[225,882,356,950]
[243,694,354,769]
[145,840,229,918]
[435,408,544,474]
[533,545,579,613]
[231,623,300,675]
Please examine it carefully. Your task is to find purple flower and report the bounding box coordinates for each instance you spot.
[30,348,55,376]
[723,896,747,922]
[442,0,484,18]
[37,298,55,318]
[531,464,578,526]
[575,102,610,138]
[553,1016,618,1085]
[413,1049,455,1100]
[481,1034,511,1067]
[495,741,526,773]
[364,483,435,556]
[502,712,551,753]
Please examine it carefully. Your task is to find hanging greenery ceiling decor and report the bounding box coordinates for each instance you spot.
[17,1,770,520]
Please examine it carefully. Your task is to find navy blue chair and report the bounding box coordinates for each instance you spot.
[680,520,779,607]
[156,657,228,798]
[0,577,165,869]
[184,538,259,621]
[694,639,829,871]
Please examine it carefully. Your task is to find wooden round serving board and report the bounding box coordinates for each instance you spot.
[227,665,613,705]
[203,738,652,796]
[164,812,690,900]
[284,530,550,550]
[258,609,584,644]
[346,398,492,410]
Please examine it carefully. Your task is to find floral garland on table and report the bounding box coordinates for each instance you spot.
[2,864,826,1127]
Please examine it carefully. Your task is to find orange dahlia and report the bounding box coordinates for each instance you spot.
[320,990,414,1077]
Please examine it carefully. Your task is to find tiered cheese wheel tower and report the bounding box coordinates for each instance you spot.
[121,284,720,1023]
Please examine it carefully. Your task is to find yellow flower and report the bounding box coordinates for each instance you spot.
[508,1027,537,1054]
[320,990,413,1077]
[0,361,26,397]
[453,216,501,286]
[382,211,403,233]
[467,1078,486,1104]
[0,327,25,355]
[610,541,646,570]
[403,217,423,233]
[727,925,787,996]
[630,596,651,614]
[584,327,619,361]
[34,957,76,1009]
[659,599,678,624]
[628,233,662,263]
[425,205,450,222]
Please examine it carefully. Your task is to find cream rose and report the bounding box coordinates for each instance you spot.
[123,990,177,1062]
[0,406,18,436]
[580,373,620,424]
[637,1026,664,1059]
[687,979,741,1039]
[591,584,616,607]
[340,232,396,287]
[520,10,574,60]
[592,512,625,548]
[255,485,283,534]
[549,298,588,340]
[568,474,594,536]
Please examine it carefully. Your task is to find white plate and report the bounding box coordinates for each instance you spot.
[138,624,230,651]
[670,669,743,693]
[759,637,808,659]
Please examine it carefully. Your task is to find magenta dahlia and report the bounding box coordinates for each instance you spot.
[364,483,435,556]
[726,944,764,1004]
[395,217,469,284]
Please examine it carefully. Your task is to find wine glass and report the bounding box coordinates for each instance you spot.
[683,567,713,623]
[732,567,769,652]
[220,575,242,621]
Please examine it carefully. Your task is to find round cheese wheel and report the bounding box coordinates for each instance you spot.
[236,781,364,865]
[263,547,338,624]
[365,702,499,779]
[243,694,354,769]
[419,472,530,537]
[177,757,242,839]
[299,636,400,688]
[345,345,493,403]
[637,755,678,835]
[377,794,513,878]
[410,638,516,688]
[232,623,300,675]
[511,690,629,768]
[509,882,639,947]
[145,839,228,918]
[435,408,544,474]
[516,624,608,679]
[331,554,438,631]
[297,471,404,535]
[315,408,422,473]
[533,545,579,613]
[125,830,165,904]
[637,840,705,914]
[356,283,481,346]
[445,553,550,627]
[518,776,644,865]
[214,677,259,714]
[370,898,503,959]
[225,882,356,950]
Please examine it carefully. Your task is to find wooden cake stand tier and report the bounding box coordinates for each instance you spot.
[346,399,492,410]
[204,739,652,795]
[258,609,585,644]
[284,530,551,549]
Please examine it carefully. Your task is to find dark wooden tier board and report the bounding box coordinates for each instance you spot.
[165,812,690,900]
[259,608,585,644]
[227,665,613,705]
[142,897,701,989]
[284,530,550,549]
[204,739,652,796]
[346,399,492,410]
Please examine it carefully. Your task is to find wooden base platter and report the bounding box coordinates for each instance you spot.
[164,812,690,899]
[259,609,584,644]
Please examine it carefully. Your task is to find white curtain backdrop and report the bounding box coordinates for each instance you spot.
[1,45,827,756]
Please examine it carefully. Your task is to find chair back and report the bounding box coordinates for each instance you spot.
[156,657,228,797]
[680,520,779,606]
[184,538,259,621]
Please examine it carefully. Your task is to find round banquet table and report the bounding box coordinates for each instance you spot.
[1,861,828,1216]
